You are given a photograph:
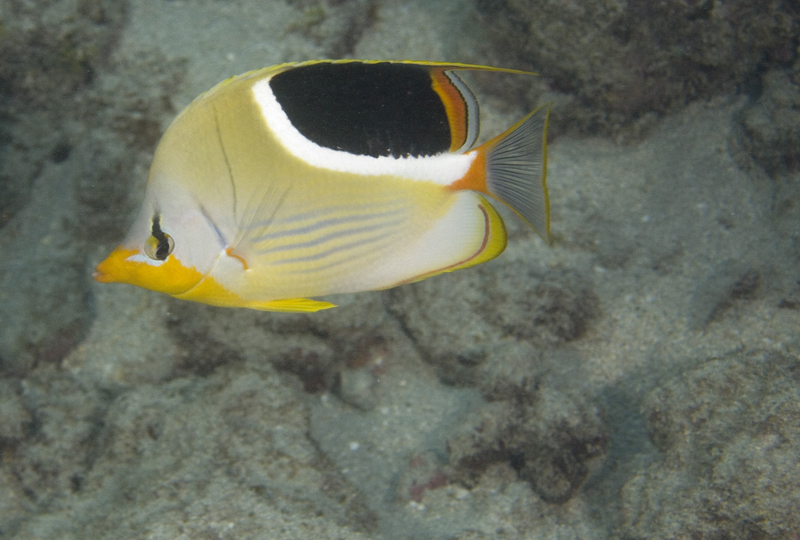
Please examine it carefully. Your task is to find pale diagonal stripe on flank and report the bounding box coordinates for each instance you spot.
[254,216,405,257]
[249,206,404,245]
[283,231,399,275]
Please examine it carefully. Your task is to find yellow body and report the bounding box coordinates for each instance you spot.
[94,61,549,312]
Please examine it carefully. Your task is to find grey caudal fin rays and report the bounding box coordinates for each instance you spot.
[483,103,551,242]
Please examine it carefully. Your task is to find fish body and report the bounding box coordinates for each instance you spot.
[94,60,551,312]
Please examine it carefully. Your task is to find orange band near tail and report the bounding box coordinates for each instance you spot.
[448,146,490,194]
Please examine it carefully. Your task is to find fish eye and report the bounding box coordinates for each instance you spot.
[144,232,174,261]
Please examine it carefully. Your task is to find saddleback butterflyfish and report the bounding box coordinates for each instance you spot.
[94,60,552,312]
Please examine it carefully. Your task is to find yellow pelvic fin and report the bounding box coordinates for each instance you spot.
[247,298,337,313]
[174,271,337,312]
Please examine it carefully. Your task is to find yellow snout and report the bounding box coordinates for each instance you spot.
[93,247,204,296]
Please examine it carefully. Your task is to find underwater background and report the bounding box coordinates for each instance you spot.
[0,0,799,538]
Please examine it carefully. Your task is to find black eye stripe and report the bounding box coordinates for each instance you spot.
[151,214,172,261]
[155,238,171,260]
[151,214,166,239]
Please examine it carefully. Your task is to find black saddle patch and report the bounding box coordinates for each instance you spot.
[269,62,452,158]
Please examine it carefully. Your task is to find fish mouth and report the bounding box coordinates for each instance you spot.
[92,268,114,283]
[92,246,136,284]
[93,260,121,283]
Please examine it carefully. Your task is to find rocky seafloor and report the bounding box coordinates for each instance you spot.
[0,0,799,538]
